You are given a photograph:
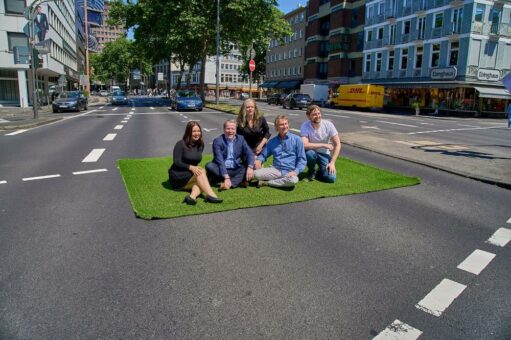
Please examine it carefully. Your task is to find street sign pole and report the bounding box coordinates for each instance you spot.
[249,71,252,99]
[248,58,256,99]
[28,7,39,119]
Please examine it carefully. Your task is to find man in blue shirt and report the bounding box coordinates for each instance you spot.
[206,120,254,190]
[254,115,306,187]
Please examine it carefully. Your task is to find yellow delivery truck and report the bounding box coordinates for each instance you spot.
[331,84,384,110]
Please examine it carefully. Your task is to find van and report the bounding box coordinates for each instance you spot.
[331,84,384,110]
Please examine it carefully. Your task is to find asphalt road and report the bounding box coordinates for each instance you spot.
[1,97,510,339]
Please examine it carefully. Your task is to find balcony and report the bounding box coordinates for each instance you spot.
[472,22,511,37]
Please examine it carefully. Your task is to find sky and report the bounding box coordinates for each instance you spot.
[278,0,306,14]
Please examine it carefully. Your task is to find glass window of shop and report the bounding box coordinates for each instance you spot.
[0,69,21,103]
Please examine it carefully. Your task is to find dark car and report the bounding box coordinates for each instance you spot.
[171,90,203,111]
[52,91,88,113]
[111,91,128,105]
[282,93,312,109]
[267,93,286,105]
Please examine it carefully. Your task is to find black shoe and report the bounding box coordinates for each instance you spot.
[304,172,315,182]
[183,195,197,205]
[205,195,223,203]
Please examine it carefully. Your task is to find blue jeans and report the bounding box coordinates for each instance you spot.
[305,150,336,183]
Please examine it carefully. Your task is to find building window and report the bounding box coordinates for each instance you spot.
[475,4,485,22]
[390,24,396,44]
[400,48,408,70]
[403,20,411,35]
[431,43,441,67]
[7,32,28,51]
[452,8,463,33]
[417,17,426,40]
[415,46,423,69]
[434,12,444,28]
[367,5,374,19]
[376,52,382,72]
[378,1,384,15]
[5,0,25,14]
[367,30,373,42]
[365,54,372,72]
[377,27,384,40]
[388,50,394,71]
[449,41,459,66]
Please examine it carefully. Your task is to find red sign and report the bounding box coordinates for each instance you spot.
[249,59,256,72]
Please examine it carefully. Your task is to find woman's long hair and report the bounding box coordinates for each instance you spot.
[237,99,260,128]
[182,121,204,149]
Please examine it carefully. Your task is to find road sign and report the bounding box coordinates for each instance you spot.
[23,23,31,38]
[249,59,256,72]
[34,40,50,54]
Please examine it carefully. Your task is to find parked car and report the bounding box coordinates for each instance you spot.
[282,93,312,109]
[52,91,88,113]
[171,90,203,111]
[111,91,128,105]
[99,90,109,97]
[267,93,286,105]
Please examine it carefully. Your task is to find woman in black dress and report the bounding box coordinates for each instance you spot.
[168,121,222,205]
[236,99,271,156]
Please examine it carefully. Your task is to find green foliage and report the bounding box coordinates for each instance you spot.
[89,37,152,85]
[108,0,292,89]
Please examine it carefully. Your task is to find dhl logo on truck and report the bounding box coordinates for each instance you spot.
[348,88,364,94]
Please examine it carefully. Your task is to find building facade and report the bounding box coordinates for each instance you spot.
[151,46,259,97]
[89,0,124,51]
[304,0,366,88]
[362,0,511,115]
[1,0,81,106]
[263,6,307,92]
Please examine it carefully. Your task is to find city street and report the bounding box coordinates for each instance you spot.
[1,96,510,339]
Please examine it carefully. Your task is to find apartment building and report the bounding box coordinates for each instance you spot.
[1,0,80,106]
[304,0,366,88]
[362,0,511,115]
[89,0,124,51]
[263,6,307,92]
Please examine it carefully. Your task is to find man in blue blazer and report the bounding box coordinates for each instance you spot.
[206,119,255,190]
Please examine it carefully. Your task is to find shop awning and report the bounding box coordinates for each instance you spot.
[474,86,511,99]
[259,81,279,89]
[275,80,301,89]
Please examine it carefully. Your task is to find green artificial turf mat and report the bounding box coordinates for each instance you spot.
[117,155,420,219]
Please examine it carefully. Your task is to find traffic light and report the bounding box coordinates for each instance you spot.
[32,49,43,68]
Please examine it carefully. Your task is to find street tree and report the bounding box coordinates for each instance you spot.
[90,37,152,90]
[108,0,290,98]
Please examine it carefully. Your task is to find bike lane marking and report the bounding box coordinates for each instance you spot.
[373,320,422,340]
[456,249,496,275]
[486,228,511,247]
[415,279,467,317]
[82,148,105,163]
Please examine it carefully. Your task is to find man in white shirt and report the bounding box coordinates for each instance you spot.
[300,105,341,182]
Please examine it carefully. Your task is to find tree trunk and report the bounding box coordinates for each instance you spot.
[199,38,209,101]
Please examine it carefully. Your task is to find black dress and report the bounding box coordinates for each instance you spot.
[168,140,203,190]
[236,116,271,151]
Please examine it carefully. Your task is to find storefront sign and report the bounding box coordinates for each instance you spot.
[431,67,457,80]
[477,68,500,82]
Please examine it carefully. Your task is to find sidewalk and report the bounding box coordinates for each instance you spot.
[0,96,108,131]
[342,128,511,189]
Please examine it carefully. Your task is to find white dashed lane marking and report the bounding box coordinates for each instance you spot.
[103,133,117,141]
[114,125,123,130]
[73,169,108,175]
[150,107,155,110]
[373,320,422,340]
[82,148,105,163]
[457,249,496,275]
[112,107,118,111]
[22,174,61,181]
[507,217,511,224]
[486,228,511,247]
[0,180,6,184]
[408,125,502,135]
[377,120,419,128]
[415,279,466,317]
[6,129,29,136]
